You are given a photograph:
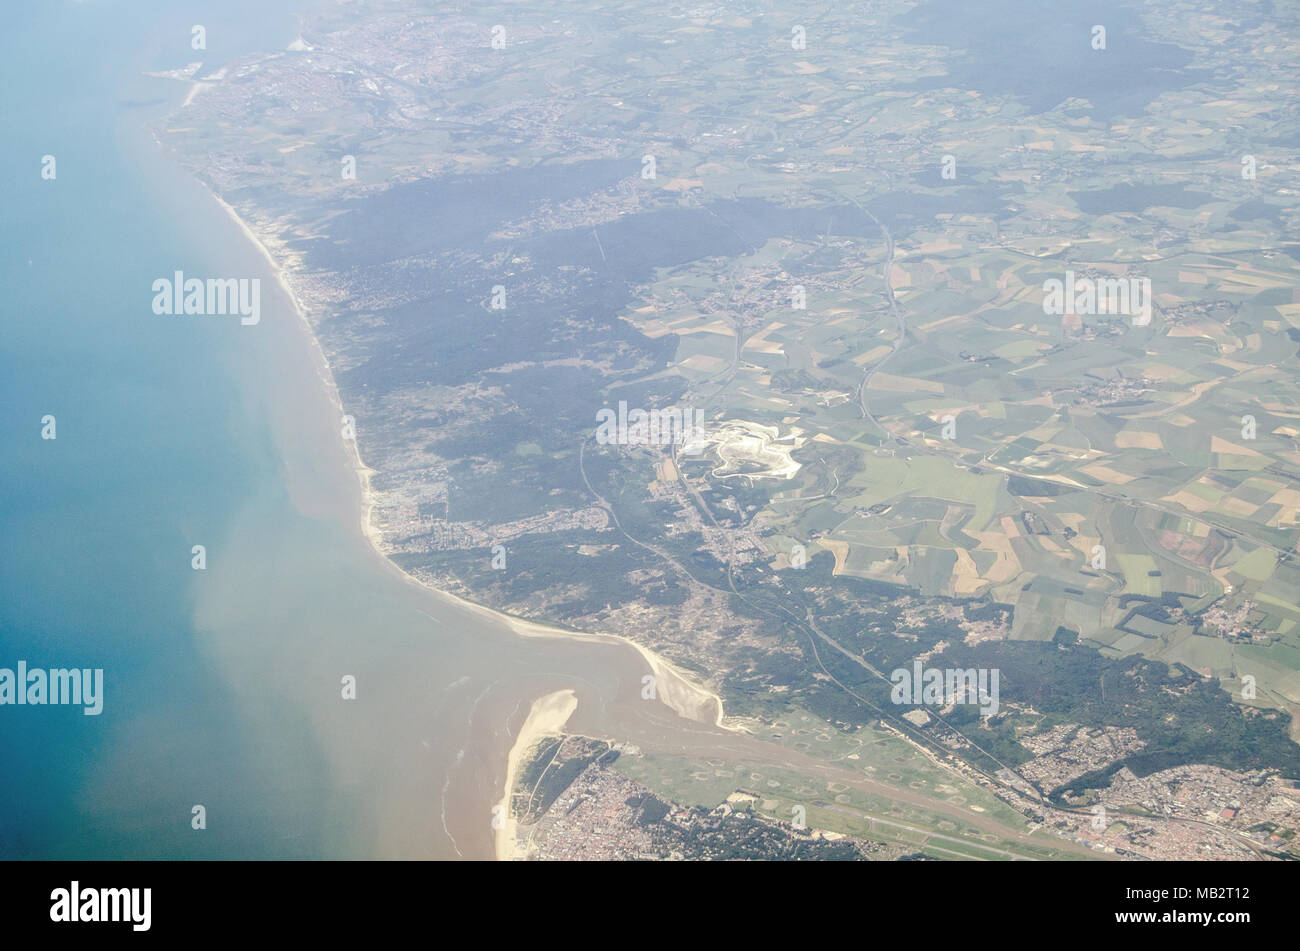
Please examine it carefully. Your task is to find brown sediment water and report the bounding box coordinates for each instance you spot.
[126,102,743,860]
[168,167,1079,859]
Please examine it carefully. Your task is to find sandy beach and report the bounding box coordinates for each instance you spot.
[458,600,731,729]
[493,689,579,861]
[164,67,727,735]
[199,167,733,719]
[190,156,737,859]
[202,187,386,553]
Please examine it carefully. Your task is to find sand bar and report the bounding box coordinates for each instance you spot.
[494,689,578,861]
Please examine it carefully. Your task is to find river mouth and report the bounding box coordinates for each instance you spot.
[122,103,756,860]
[0,0,747,861]
[10,0,1292,868]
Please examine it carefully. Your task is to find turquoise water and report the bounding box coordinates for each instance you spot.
[1,0,751,862]
[0,0,335,859]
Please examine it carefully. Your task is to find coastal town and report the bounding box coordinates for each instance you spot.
[514,753,905,861]
[149,0,1300,865]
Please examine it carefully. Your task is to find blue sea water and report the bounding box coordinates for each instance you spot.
[0,0,333,859]
[0,0,740,862]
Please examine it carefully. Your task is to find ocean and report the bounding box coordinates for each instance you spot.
[0,0,737,860]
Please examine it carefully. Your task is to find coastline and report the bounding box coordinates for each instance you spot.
[459,599,731,730]
[173,139,738,855]
[194,160,732,729]
[200,184,385,556]
[494,689,578,861]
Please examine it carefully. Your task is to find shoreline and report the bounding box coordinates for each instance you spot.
[457,598,731,731]
[196,162,732,731]
[201,184,386,557]
[172,139,738,856]
[494,689,578,861]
